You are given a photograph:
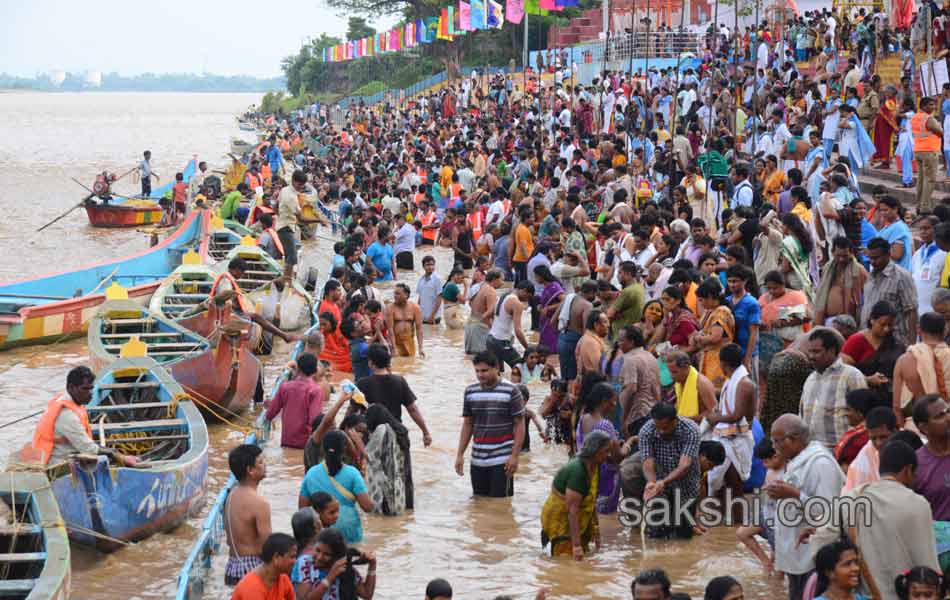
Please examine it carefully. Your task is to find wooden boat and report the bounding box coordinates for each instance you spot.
[207,223,243,264]
[88,295,260,414]
[237,122,256,132]
[229,139,254,156]
[148,262,219,321]
[49,353,209,552]
[220,238,282,293]
[84,159,197,228]
[0,210,210,351]
[0,472,70,599]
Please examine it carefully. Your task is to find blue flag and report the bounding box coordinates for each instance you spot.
[471,0,486,29]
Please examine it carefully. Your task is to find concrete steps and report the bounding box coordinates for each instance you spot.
[857,166,950,208]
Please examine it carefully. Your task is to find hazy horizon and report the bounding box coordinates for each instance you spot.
[2,0,398,79]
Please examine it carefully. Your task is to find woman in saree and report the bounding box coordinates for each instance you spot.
[876,195,914,272]
[841,300,905,408]
[299,430,375,545]
[762,154,787,205]
[758,270,811,382]
[690,278,735,393]
[639,299,666,348]
[779,212,816,301]
[535,265,565,354]
[540,430,612,560]
[804,129,826,205]
[364,404,412,515]
[872,85,899,169]
[650,286,700,352]
[318,310,352,373]
[574,382,631,514]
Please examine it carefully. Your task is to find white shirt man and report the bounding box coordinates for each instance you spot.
[485,198,506,227]
[912,233,947,314]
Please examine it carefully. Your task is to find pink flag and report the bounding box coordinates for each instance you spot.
[506,0,524,22]
[459,1,472,30]
[539,0,559,9]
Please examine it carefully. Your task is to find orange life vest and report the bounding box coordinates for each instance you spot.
[449,183,462,200]
[246,171,262,190]
[468,210,483,241]
[258,227,285,258]
[247,205,274,226]
[912,112,941,153]
[502,199,512,216]
[420,211,437,241]
[261,163,273,185]
[417,167,428,185]
[30,394,92,465]
[210,272,254,314]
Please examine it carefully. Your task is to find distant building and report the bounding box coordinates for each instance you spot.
[49,70,66,87]
[84,70,102,88]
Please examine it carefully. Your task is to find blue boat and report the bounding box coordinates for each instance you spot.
[0,209,211,351]
[84,159,198,228]
[49,354,209,552]
[0,472,70,599]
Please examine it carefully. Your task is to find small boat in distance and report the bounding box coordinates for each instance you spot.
[0,209,210,351]
[84,158,197,228]
[0,472,70,599]
[49,352,209,552]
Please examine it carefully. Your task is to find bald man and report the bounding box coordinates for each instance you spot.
[765,414,844,600]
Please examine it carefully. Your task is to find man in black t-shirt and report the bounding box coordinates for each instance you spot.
[355,344,432,446]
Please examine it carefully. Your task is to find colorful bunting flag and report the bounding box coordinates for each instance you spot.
[437,7,449,39]
[488,0,503,27]
[525,0,548,14]
[471,0,487,29]
[506,0,524,23]
[459,1,472,30]
[425,16,439,41]
[539,0,558,9]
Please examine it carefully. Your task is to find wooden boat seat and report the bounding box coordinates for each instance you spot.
[0,580,35,593]
[243,270,277,276]
[98,381,161,389]
[100,332,181,339]
[104,318,154,326]
[103,433,189,444]
[0,552,45,562]
[0,523,41,535]
[103,342,199,351]
[101,419,186,433]
[165,293,209,300]
[87,402,173,412]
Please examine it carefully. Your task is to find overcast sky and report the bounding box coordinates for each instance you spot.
[1,0,397,78]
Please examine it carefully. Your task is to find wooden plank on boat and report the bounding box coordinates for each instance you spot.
[101,419,186,433]
[104,433,190,444]
[165,293,209,300]
[0,552,46,562]
[103,342,199,350]
[87,402,172,412]
[104,318,154,325]
[99,381,161,389]
[0,523,42,535]
[0,580,35,593]
[100,333,180,340]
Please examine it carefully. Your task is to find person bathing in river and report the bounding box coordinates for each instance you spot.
[385,283,425,358]
[224,444,273,586]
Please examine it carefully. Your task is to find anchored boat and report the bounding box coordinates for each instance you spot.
[89,294,260,415]
[49,353,208,552]
[84,159,198,228]
[0,472,70,599]
[0,209,210,351]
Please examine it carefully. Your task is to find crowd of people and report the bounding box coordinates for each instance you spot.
[196,3,950,599]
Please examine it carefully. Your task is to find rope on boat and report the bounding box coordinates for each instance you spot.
[179,385,257,433]
[65,524,133,547]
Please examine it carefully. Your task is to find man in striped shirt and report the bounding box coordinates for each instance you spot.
[455,351,525,497]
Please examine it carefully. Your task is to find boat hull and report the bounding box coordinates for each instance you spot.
[0,210,211,351]
[0,472,71,600]
[52,453,208,552]
[84,202,164,228]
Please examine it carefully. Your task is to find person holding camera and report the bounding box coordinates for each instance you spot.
[294,528,376,600]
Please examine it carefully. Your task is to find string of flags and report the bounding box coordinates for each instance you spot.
[320,0,580,63]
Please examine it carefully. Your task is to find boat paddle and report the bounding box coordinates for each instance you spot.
[35,178,96,232]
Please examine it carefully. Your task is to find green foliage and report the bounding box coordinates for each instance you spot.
[351,80,389,96]
[347,17,377,40]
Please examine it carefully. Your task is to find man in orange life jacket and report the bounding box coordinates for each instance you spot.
[256,213,284,260]
[181,258,299,356]
[31,367,139,467]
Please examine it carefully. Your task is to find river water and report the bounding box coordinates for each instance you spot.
[0,92,785,599]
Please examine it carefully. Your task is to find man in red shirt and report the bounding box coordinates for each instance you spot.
[265,353,325,448]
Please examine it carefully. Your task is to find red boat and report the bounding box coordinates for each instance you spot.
[83,158,197,228]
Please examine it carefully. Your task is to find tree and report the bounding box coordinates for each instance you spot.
[347,17,377,40]
[325,0,428,19]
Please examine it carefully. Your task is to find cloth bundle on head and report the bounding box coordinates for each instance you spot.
[578,429,611,459]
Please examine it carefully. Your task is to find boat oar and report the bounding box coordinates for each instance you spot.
[35,178,95,232]
[89,267,120,295]
[0,410,44,431]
